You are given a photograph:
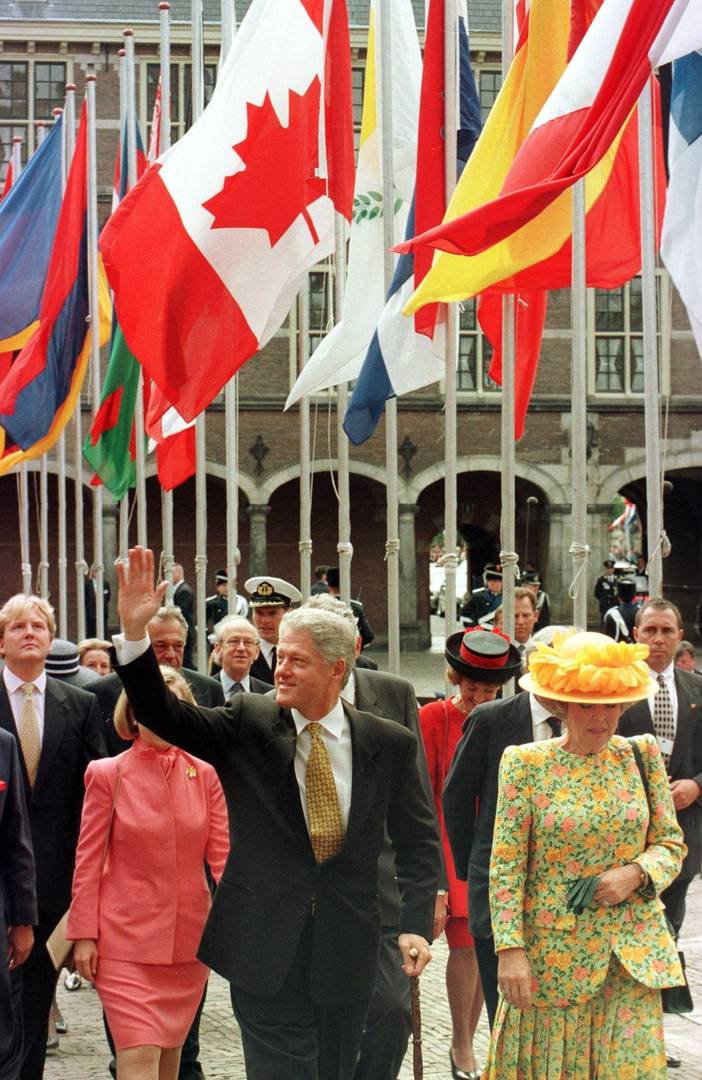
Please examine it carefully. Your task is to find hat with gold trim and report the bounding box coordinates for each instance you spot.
[519,629,658,704]
[244,576,302,608]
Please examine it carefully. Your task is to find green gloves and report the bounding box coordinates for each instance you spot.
[566,875,600,915]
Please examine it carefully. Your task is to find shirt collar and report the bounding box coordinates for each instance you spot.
[259,639,275,661]
[291,698,346,738]
[653,661,675,685]
[3,666,47,696]
[340,671,356,705]
[529,693,552,724]
[222,670,250,693]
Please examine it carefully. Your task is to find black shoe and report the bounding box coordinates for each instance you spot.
[46,1037,59,1053]
[450,1051,481,1080]
[55,1017,68,1035]
[667,1055,682,1069]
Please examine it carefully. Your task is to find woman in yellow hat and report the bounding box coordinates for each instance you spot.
[484,630,686,1079]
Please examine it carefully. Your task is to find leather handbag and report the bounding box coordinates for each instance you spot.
[46,764,122,971]
[629,739,693,1015]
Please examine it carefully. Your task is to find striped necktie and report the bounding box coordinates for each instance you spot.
[653,674,675,766]
[305,722,344,863]
[19,682,41,787]
[227,682,243,700]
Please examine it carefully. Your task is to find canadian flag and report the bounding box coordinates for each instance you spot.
[100,0,354,422]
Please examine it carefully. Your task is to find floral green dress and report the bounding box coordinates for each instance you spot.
[484,733,686,1079]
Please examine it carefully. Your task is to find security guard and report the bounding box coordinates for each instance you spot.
[244,576,302,682]
[206,569,248,635]
[460,563,503,629]
[594,558,618,627]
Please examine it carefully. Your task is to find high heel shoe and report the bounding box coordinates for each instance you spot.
[450,1050,482,1080]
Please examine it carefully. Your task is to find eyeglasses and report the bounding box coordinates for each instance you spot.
[222,636,258,648]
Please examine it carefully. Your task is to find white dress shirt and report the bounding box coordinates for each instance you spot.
[647,661,678,733]
[291,701,353,831]
[3,666,48,743]
[258,638,276,668]
[530,693,558,742]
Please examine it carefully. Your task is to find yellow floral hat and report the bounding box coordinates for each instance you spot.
[519,630,658,704]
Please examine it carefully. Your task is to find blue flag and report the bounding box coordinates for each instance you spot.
[0,116,63,350]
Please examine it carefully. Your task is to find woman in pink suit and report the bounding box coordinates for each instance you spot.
[67,666,229,1080]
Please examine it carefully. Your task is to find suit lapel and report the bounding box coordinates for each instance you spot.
[508,693,534,744]
[33,677,69,790]
[264,709,309,849]
[344,704,381,846]
[670,671,700,777]
[352,670,377,715]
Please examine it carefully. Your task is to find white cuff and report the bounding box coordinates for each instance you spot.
[112,633,151,664]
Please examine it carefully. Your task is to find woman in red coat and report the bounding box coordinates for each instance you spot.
[419,629,522,1080]
[68,666,229,1080]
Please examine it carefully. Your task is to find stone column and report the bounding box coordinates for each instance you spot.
[399,502,425,650]
[245,504,271,577]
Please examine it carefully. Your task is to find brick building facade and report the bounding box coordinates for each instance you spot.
[1,0,700,645]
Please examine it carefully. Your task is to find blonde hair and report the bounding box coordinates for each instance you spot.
[0,594,56,639]
[78,638,111,663]
[113,665,196,741]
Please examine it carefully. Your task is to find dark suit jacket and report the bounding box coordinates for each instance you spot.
[443,692,533,938]
[173,581,196,663]
[114,647,440,1005]
[249,652,274,684]
[0,728,37,928]
[87,667,225,756]
[619,668,702,880]
[219,671,273,698]
[0,676,106,914]
[353,669,445,926]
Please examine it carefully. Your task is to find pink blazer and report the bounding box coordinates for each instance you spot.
[67,739,229,965]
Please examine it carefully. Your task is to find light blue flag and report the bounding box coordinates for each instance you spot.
[0,115,63,349]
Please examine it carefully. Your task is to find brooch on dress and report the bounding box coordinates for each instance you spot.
[185,764,198,779]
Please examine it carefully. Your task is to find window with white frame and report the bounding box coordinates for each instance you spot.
[144,62,217,144]
[0,59,67,182]
[457,299,499,393]
[589,273,669,397]
[478,69,501,124]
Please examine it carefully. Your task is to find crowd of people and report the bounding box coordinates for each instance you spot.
[0,547,699,1080]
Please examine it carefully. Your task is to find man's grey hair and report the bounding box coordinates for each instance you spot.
[304,593,358,633]
[148,604,188,635]
[280,607,356,688]
[213,614,260,646]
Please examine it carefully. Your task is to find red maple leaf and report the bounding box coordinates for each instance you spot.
[203,81,328,248]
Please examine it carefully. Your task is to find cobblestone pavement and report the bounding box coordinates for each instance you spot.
[45,877,702,1080]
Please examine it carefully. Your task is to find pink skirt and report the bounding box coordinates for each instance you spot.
[96,957,209,1050]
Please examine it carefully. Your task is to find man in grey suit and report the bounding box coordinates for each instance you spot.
[619,598,702,936]
[305,594,444,1080]
[211,616,273,699]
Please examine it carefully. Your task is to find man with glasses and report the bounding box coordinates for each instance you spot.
[212,616,273,699]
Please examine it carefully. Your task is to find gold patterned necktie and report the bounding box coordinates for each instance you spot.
[653,674,675,767]
[19,682,41,787]
[305,721,344,863]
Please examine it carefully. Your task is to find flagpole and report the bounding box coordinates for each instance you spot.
[56,105,68,634]
[570,178,589,629]
[219,0,241,617]
[85,72,105,638]
[299,287,312,599]
[159,2,176,595]
[638,77,664,598]
[378,0,400,673]
[124,29,148,548]
[65,84,87,639]
[443,0,459,639]
[335,223,352,603]
[34,121,51,600]
[499,0,516,692]
[10,136,33,596]
[117,48,130,562]
[191,0,208,671]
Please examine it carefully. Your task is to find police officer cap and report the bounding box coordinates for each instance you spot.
[245,576,302,608]
[483,563,503,580]
[603,558,615,568]
[215,569,229,583]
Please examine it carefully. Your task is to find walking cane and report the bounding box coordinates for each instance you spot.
[409,947,423,1080]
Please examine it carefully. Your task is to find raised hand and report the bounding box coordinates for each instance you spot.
[116,547,169,639]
